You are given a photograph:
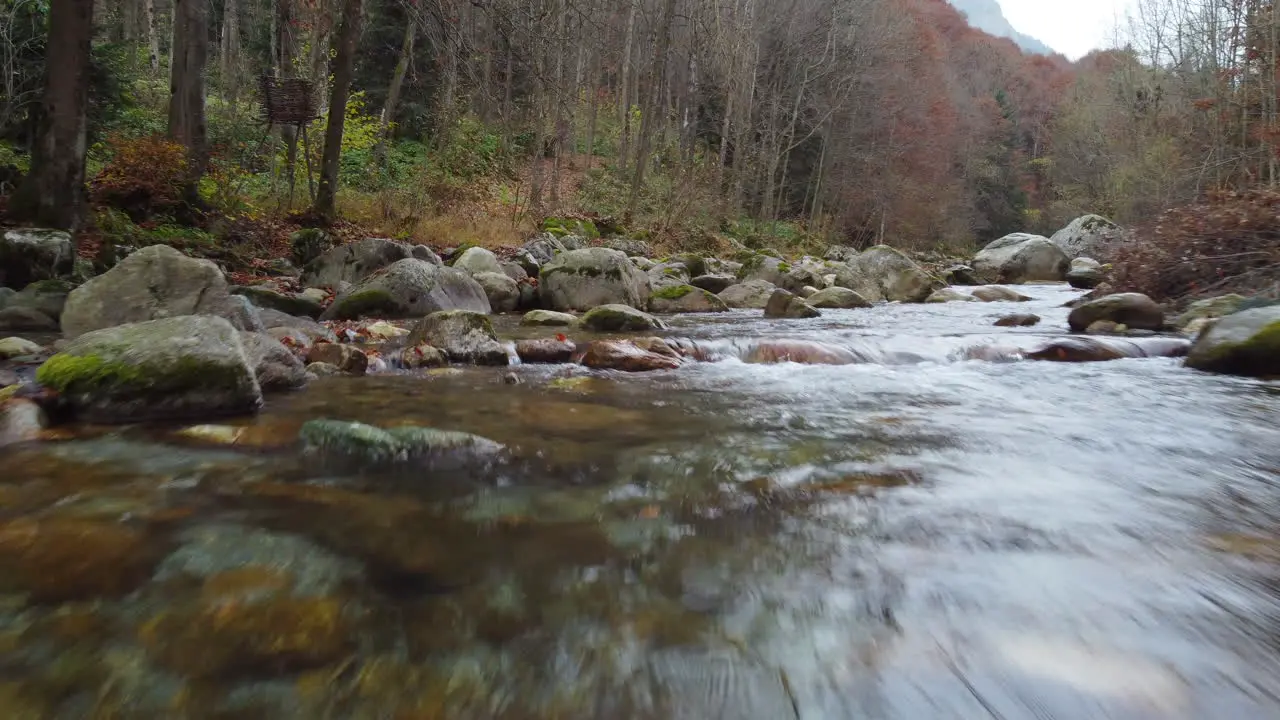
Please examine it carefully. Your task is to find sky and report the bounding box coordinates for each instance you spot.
[997,0,1138,60]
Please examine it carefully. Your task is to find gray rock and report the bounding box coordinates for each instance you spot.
[648,262,691,292]
[823,246,860,263]
[7,279,75,321]
[1071,257,1102,271]
[521,310,578,327]
[1068,293,1165,332]
[631,256,657,271]
[0,306,58,330]
[834,245,942,302]
[925,288,977,303]
[648,285,729,313]
[232,285,324,319]
[35,315,262,423]
[689,274,736,294]
[61,245,252,339]
[0,337,43,360]
[410,245,442,265]
[605,237,653,257]
[807,286,871,309]
[500,262,529,283]
[994,313,1041,327]
[407,310,509,365]
[453,247,505,276]
[521,233,566,266]
[718,279,778,309]
[972,233,1069,284]
[222,294,265,332]
[943,265,979,285]
[1050,215,1125,260]
[305,343,368,375]
[1176,294,1249,331]
[558,234,589,250]
[289,228,334,267]
[299,418,503,468]
[1067,267,1105,289]
[764,289,820,319]
[580,304,665,331]
[798,286,819,298]
[971,285,1032,302]
[539,248,651,312]
[1185,305,1280,377]
[472,271,520,313]
[517,282,538,311]
[305,361,344,376]
[0,398,46,447]
[736,255,795,291]
[0,287,15,309]
[323,259,491,320]
[300,238,414,289]
[0,228,73,289]
[239,332,308,392]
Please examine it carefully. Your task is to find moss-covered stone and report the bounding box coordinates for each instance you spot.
[580,304,666,331]
[1186,306,1280,377]
[653,284,694,300]
[520,309,578,327]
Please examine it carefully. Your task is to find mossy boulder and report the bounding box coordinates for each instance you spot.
[300,237,418,290]
[834,245,943,303]
[542,217,599,239]
[407,309,509,364]
[648,285,729,313]
[1175,294,1249,332]
[1049,214,1125,261]
[764,288,821,319]
[35,315,263,423]
[806,286,870,309]
[322,259,491,320]
[972,233,1069,284]
[1185,305,1280,377]
[299,419,504,468]
[520,309,578,327]
[289,228,335,268]
[0,229,73,289]
[580,304,666,331]
[736,254,794,290]
[539,248,651,312]
[717,279,778,309]
[1068,293,1165,332]
[647,261,691,291]
[61,245,256,339]
[232,285,324,319]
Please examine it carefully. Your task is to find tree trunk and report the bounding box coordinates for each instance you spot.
[168,0,208,195]
[11,0,95,232]
[618,0,638,171]
[375,18,415,159]
[220,0,240,100]
[144,0,159,69]
[627,0,678,221]
[312,0,363,220]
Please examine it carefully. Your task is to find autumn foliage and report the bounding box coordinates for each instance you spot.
[91,134,189,220]
[1111,190,1280,304]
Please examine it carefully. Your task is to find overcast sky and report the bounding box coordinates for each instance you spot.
[998,0,1137,59]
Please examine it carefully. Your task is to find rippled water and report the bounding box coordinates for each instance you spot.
[3,284,1280,718]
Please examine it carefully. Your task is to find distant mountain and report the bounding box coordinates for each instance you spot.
[948,0,1056,56]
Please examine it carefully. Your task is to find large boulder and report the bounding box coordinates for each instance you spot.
[580,304,665,331]
[520,233,566,267]
[972,233,1069,284]
[736,255,795,291]
[239,332,308,391]
[1050,215,1125,260]
[472,271,520,313]
[1185,305,1280,377]
[322,259,490,320]
[806,286,870,309]
[833,245,941,303]
[648,285,729,313]
[300,238,417,290]
[971,285,1032,302]
[539,248,651,312]
[34,315,262,423]
[5,279,75,321]
[718,279,778,309]
[1175,294,1249,333]
[232,285,324,319]
[521,309,578,327]
[925,288,977,304]
[1067,293,1166,332]
[0,306,57,330]
[0,229,74,289]
[61,245,253,339]
[452,247,505,277]
[648,262,691,291]
[689,274,736,294]
[406,310,509,365]
[579,340,681,371]
[764,289,820,319]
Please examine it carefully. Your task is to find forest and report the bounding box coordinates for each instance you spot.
[2,0,1280,271]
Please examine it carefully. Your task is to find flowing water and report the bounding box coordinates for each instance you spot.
[3,284,1280,718]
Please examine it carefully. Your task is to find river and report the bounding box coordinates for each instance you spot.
[2,283,1280,718]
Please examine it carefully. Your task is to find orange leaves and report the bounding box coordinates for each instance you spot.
[90,134,190,218]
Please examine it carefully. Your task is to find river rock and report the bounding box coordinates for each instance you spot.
[299,419,504,467]
[806,286,870,309]
[515,338,577,364]
[407,310,509,365]
[971,285,1032,302]
[631,256,656,271]
[743,340,860,365]
[470,271,520,313]
[764,289,820,319]
[1050,214,1124,260]
[972,233,1069,284]
[0,398,46,447]
[690,274,735,294]
[61,245,254,339]
[718,279,778,309]
[539,248,651,312]
[648,285,729,313]
[1068,293,1165,332]
[0,229,73,289]
[323,259,490,320]
[0,517,159,602]
[1185,305,1280,377]
[1027,336,1189,362]
[834,245,941,303]
[453,247,505,276]
[943,265,979,285]
[0,337,42,360]
[520,233,566,267]
[736,255,793,291]
[6,279,75,321]
[300,238,418,289]
[521,309,578,327]
[1064,281,1116,308]
[240,332,309,391]
[926,288,977,303]
[501,261,529,283]
[35,315,263,423]
[306,361,343,376]
[232,285,324,319]
[579,340,681,371]
[305,343,369,375]
[580,304,665,331]
[0,306,57,331]
[648,262,691,291]
[1175,294,1249,332]
[994,313,1040,327]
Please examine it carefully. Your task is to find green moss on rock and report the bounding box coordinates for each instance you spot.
[653,284,695,300]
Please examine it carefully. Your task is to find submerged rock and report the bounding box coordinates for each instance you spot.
[717,279,778,309]
[925,288,977,303]
[648,284,729,313]
[994,313,1040,327]
[579,340,681,371]
[322,259,490,320]
[972,233,1069,284]
[407,310,509,365]
[0,228,73,289]
[580,304,665,331]
[539,248,651,312]
[0,517,159,602]
[806,286,870,309]
[305,361,343,376]
[35,315,262,423]
[520,309,578,327]
[1026,336,1189,362]
[299,419,504,467]
[515,338,577,364]
[743,340,860,365]
[1068,293,1165,332]
[764,288,821,319]
[971,285,1032,302]
[305,343,368,375]
[1185,305,1280,377]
